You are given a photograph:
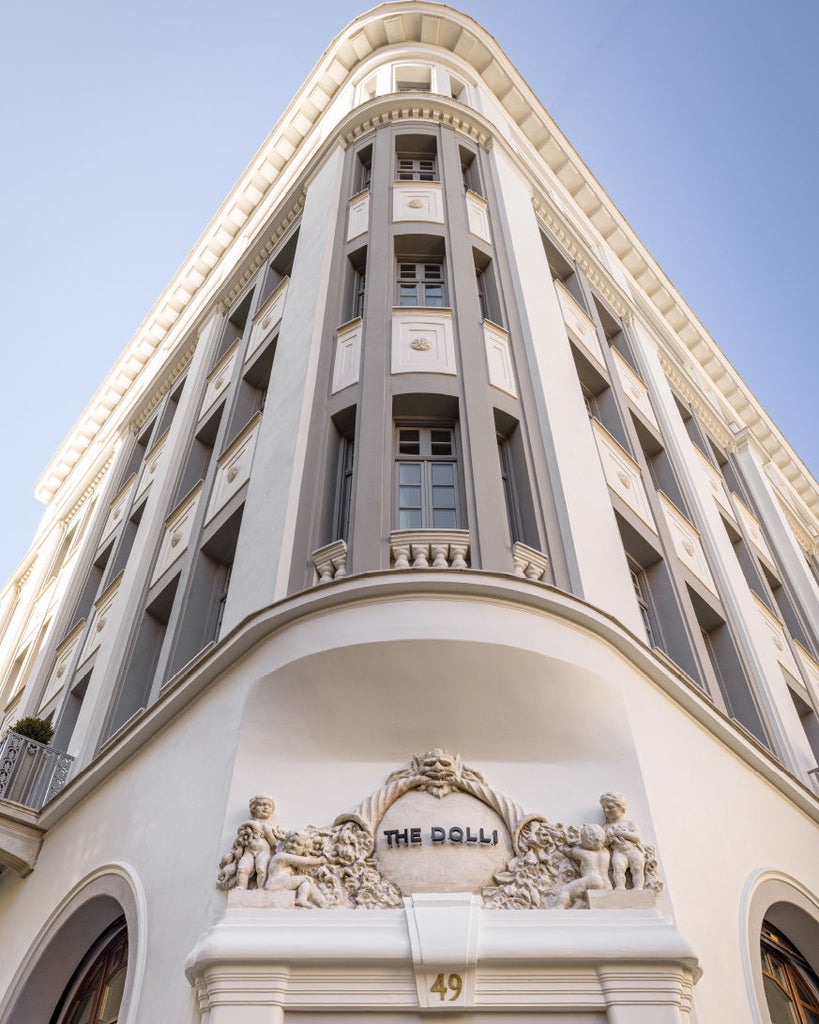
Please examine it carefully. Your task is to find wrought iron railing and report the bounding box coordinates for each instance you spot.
[0,732,73,809]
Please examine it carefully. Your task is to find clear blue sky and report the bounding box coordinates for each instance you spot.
[1,0,816,582]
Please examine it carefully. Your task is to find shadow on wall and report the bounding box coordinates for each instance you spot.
[224,636,649,830]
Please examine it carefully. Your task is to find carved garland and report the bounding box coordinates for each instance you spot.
[216,750,662,911]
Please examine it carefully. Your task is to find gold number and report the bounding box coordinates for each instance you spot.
[430,972,463,1001]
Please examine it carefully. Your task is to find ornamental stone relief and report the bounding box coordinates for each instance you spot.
[216,750,661,909]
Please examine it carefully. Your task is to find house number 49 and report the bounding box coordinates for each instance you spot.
[430,972,463,1001]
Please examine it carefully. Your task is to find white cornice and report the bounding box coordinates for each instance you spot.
[32,1,817,526]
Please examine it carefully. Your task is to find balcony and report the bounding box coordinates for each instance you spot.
[0,731,73,809]
[0,732,73,875]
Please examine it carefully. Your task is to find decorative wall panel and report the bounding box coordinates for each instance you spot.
[592,421,656,531]
[332,319,363,394]
[206,417,260,524]
[482,321,516,397]
[393,182,444,224]
[554,280,606,365]
[150,484,202,585]
[391,309,456,376]
[659,494,717,593]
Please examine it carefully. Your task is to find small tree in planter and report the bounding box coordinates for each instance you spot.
[10,716,55,745]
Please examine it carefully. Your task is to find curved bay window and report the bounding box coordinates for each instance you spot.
[761,921,819,1023]
[54,919,128,1024]
[396,426,459,529]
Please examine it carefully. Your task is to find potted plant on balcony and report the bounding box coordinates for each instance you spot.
[9,716,55,745]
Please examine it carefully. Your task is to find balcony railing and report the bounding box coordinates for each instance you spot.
[390,529,470,569]
[0,732,73,810]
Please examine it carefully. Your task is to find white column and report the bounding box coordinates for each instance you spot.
[488,149,642,632]
[221,146,345,632]
[629,320,817,780]
[733,429,819,650]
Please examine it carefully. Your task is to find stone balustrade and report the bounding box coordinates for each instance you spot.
[511,542,549,581]
[390,530,470,570]
[311,540,349,583]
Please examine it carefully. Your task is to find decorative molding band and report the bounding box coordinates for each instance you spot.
[532,195,630,319]
[131,338,198,432]
[219,190,306,310]
[778,499,819,557]
[63,455,115,524]
[339,99,491,149]
[656,350,736,451]
[14,560,37,594]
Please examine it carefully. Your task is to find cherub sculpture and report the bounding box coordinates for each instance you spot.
[553,823,611,908]
[264,832,328,907]
[600,791,645,890]
[216,794,284,890]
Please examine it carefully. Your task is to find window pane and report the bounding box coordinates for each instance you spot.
[424,264,442,280]
[399,508,423,529]
[424,285,444,306]
[98,967,126,1022]
[399,462,422,482]
[431,462,454,483]
[399,432,421,455]
[430,434,452,457]
[399,486,422,507]
[66,994,95,1024]
[763,976,801,1024]
[432,508,456,528]
[399,263,417,279]
[432,487,455,509]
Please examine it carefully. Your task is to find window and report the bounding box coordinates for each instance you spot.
[335,435,355,540]
[460,146,480,194]
[395,64,432,93]
[397,261,446,307]
[355,144,372,192]
[473,255,500,323]
[629,559,658,647]
[395,427,459,529]
[55,920,128,1024]
[476,269,489,321]
[396,155,437,181]
[353,266,366,319]
[498,435,522,543]
[761,922,819,1024]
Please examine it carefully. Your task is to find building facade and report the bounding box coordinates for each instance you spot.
[1,4,819,1022]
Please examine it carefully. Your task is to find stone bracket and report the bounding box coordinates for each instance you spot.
[404,893,480,1008]
[0,800,45,876]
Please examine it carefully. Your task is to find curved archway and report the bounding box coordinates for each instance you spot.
[0,863,147,1024]
[742,869,819,1023]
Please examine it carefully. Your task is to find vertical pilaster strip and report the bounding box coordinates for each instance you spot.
[628,320,816,779]
[733,429,819,655]
[487,147,641,632]
[349,129,394,573]
[222,147,345,630]
[439,126,509,570]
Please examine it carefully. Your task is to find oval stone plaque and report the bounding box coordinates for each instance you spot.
[375,790,512,894]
